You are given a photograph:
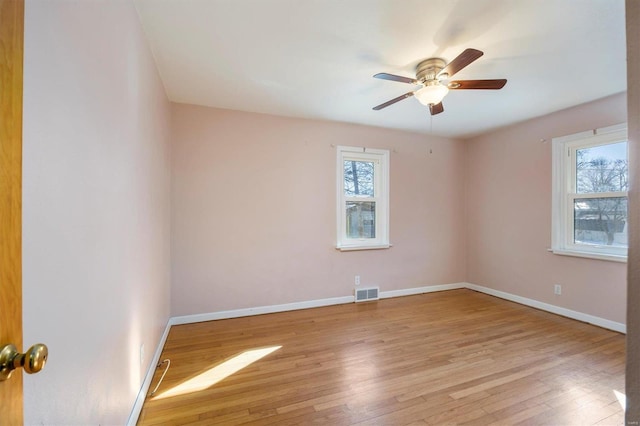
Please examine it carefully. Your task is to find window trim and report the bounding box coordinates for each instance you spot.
[336,146,390,251]
[551,123,628,262]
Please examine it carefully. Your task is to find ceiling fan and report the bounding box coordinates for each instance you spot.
[372,48,507,115]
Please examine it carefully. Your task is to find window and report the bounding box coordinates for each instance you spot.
[336,146,389,251]
[551,124,628,261]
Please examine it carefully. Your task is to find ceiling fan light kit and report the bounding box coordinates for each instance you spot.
[414,83,449,106]
[372,48,507,115]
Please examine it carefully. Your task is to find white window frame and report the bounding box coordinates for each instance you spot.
[336,146,390,251]
[551,123,628,262]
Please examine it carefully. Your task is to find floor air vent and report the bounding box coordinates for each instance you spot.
[355,287,379,302]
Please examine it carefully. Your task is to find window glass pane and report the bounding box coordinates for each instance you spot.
[574,197,627,247]
[344,160,375,197]
[346,201,375,238]
[576,141,628,193]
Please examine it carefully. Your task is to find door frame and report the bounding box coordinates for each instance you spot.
[0,0,25,423]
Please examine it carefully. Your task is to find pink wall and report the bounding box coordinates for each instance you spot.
[170,104,467,316]
[465,93,628,323]
[22,0,171,424]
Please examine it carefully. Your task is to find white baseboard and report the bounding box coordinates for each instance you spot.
[167,282,626,333]
[170,283,469,325]
[380,282,466,299]
[126,321,172,426]
[128,281,625,424]
[169,295,355,326]
[465,282,626,334]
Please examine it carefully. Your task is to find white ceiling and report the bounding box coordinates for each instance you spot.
[134,0,626,139]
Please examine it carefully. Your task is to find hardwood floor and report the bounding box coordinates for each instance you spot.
[137,289,625,425]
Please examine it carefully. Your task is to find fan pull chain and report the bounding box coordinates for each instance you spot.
[430,113,433,136]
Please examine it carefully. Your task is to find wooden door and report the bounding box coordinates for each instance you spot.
[0,0,24,423]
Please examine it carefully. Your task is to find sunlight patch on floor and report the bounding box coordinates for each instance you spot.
[155,345,282,399]
[614,390,626,410]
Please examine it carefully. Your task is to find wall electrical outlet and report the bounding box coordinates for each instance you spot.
[355,275,361,286]
[140,344,145,366]
[554,284,562,295]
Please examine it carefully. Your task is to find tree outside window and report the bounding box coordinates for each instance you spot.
[574,141,628,247]
[336,147,389,251]
[552,124,628,261]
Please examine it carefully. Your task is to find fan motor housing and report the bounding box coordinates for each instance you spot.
[416,58,446,83]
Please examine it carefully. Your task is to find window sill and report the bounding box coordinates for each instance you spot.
[336,243,392,252]
[549,248,627,263]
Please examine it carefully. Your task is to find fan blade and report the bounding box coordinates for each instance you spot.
[448,79,507,90]
[429,102,444,115]
[373,73,418,85]
[438,48,483,78]
[373,92,415,110]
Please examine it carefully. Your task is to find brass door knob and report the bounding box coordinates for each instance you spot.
[0,343,48,381]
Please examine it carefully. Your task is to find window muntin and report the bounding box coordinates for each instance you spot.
[337,147,389,250]
[552,124,628,261]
